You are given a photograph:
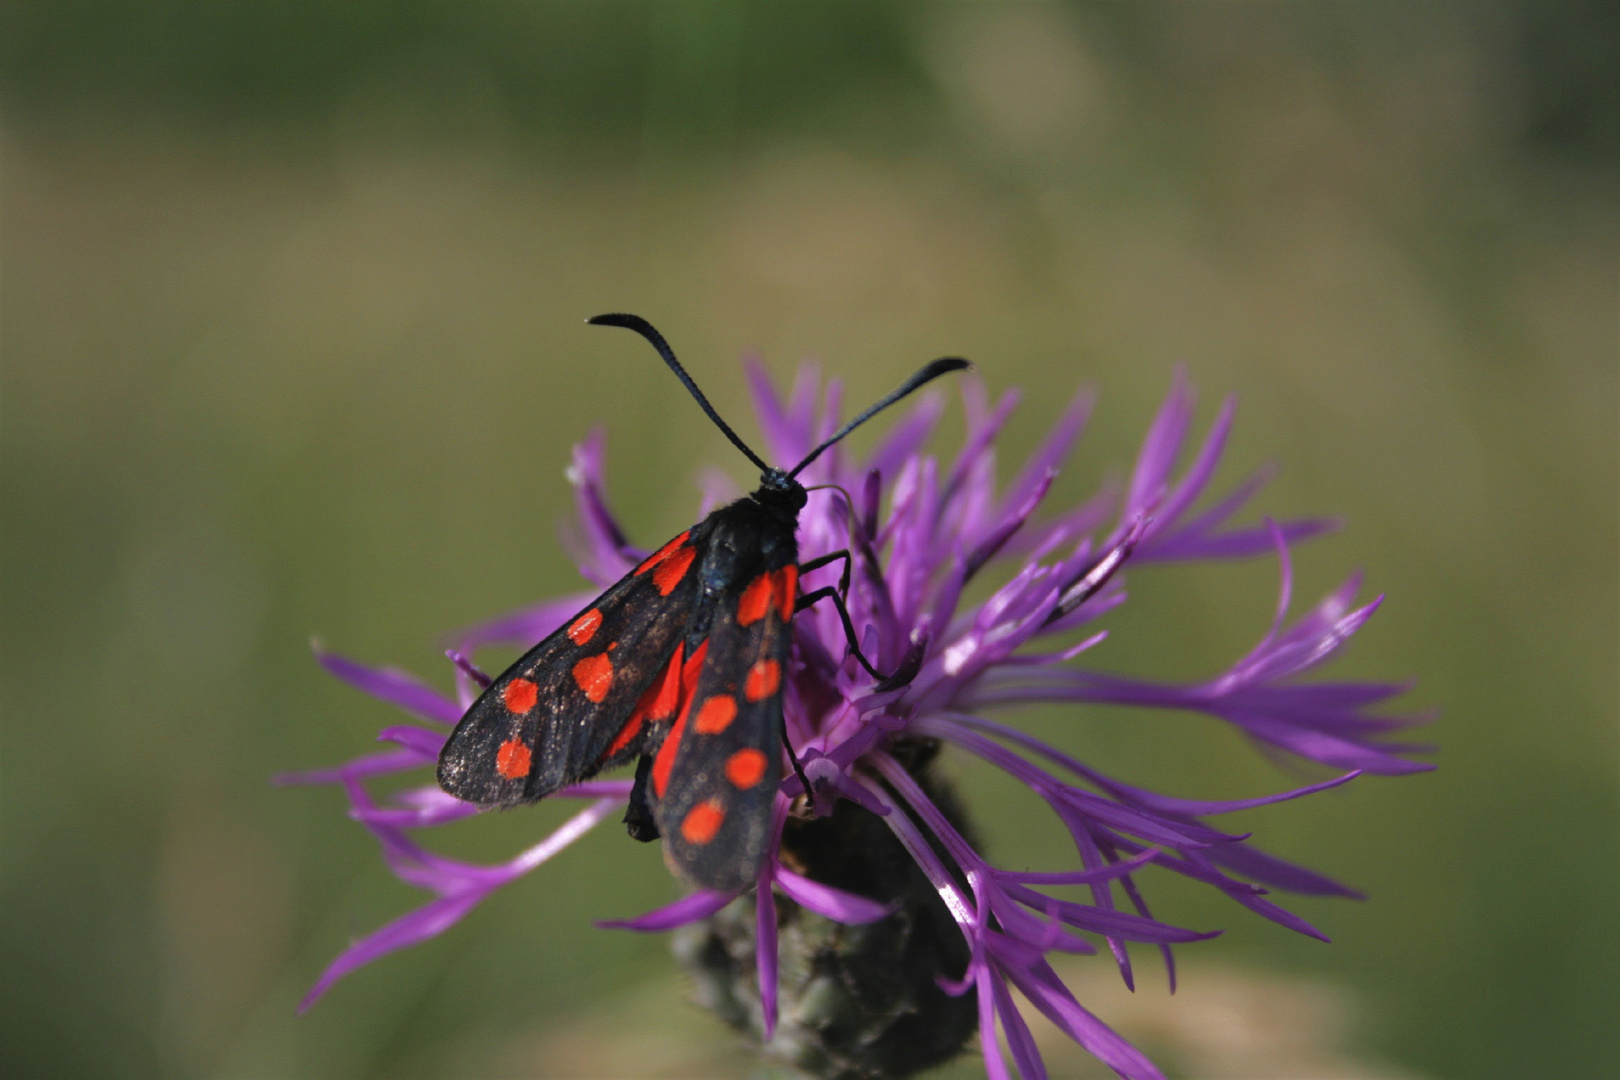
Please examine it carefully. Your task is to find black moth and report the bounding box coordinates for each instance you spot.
[437,314,968,892]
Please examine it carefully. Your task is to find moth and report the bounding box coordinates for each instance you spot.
[437,314,968,891]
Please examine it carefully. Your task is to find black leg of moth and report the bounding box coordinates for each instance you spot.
[796,586,926,691]
[797,586,883,679]
[780,724,816,811]
[624,754,660,842]
[799,549,853,599]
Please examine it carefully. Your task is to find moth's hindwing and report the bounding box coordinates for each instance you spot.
[652,562,797,892]
[436,527,707,807]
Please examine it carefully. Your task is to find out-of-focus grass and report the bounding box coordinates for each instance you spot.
[509,960,1428,1080]
[1,4,1614,1079]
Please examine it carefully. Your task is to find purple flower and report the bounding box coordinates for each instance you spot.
[285,362,1429,1079]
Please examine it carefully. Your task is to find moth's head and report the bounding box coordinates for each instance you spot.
[753,468,808,513]
[585,314,967,524]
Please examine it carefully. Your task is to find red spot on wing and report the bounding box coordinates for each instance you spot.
[679,799,726,845]
[652,639,710,798]
[652,544,696,595]
[725,748,768,790]
[742,566,798,626]
[774,566,798,621]
[694,694,737,735]
[503,678,539,714]
[745,659,781,703]
[738,573,773,626]
[572,653,614,702]
[604,719,642,761]
[567,609,603,645]
[495,738,532,780]
[636,531,691,575]
[606,643,685,757]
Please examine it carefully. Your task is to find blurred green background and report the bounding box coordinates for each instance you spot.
[2,3,1614,1078]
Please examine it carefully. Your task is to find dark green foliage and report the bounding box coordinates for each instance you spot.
[0,1,932,156]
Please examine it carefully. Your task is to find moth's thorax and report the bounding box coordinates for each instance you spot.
[701,495,801,580]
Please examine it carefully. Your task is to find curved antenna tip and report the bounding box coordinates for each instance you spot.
[787,353,974,478]
[583,312,772,475]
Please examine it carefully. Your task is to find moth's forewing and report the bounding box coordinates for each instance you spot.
[652,546,797,892]
[436,526,708,807]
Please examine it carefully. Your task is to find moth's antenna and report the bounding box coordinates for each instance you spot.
[788,356,971,479]
[587,314,773,475]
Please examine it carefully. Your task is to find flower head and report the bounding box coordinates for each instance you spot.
[285,361,1429,1079]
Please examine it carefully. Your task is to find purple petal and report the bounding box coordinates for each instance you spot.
[865,391,947,479]
[1186,867,1332,940]
[990,969,1049,1080]
[597,889,737,932]
[313,645,462,725]
[300,889,488,1011]
[445,649,492,689]
[944,385,1020,513]
[1125,366,1193,518]
[967,644,1431,774]
[1104,770,1361,818]
[1112,866,1177,993]
[1001,630,1110,667]
[1147,394,1235,539]
[798,754,892,817]
[695,466,743,517]
[452,593,596,653]
[994,847,1160,886]
[1105,842,1333,940]
[870,754,989,881]
[1260,518,1296,653]
[987,892,1099,956]
[565,428,640,584]
[385,795,622,887]
[1155,461,1277,541]
[1000,387,1095,523]
[776,869,892,924]
[272,748,428,786]
[1018,485,1116,562]
[978,966,1014,1080]
[936,714,1380,824]
[1066,819,1133,989]
[351,793,479,829]
[967,468,1057,578]
[1143,516,1341,562]
[501,796,634,876]
[859,469,882,541]
[376,725,447,760]
[1000,883,1220,944]
[1214,572,1370,690]
[758,863,780,1040]
[863,776,978,930]
[746,359,817,466]
[1204,843,1365,898]
[790,366,824,437]
[1256,679,1416,710]
[1049,516,1146,622]
[1000,957,1167,1080]
[1229,713,1435,775]
[922,720,1237,848]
